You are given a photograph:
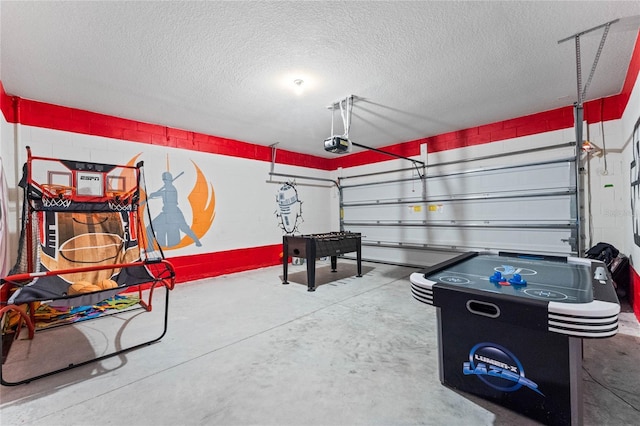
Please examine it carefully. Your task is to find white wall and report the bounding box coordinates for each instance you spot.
[622,70,640,261]
[0,122,335,267]
[0,111,20,242]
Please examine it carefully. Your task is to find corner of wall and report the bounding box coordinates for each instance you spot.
[0,81,17,123]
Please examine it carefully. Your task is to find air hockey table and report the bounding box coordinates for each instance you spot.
[409,251,620,426]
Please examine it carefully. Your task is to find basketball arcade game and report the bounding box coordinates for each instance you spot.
[0,147,176,385]
[410,251,619,425]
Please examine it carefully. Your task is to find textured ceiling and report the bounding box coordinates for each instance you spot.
[1,1,639,158]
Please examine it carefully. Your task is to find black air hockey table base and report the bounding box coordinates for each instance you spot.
[410,251,620,426]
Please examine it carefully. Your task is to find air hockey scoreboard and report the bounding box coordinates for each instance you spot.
[410,251,620,426]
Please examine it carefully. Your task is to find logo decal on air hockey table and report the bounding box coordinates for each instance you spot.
[463,342,544,396]
[439,276,471,285]
[495,265,537,276]
[523,289,568,300]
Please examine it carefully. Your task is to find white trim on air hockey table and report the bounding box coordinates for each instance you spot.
[409,272,619,338]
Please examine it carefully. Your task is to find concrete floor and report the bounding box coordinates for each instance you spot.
[1,259,639,425]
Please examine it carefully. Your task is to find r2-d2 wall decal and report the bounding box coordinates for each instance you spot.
[275,181,303,234]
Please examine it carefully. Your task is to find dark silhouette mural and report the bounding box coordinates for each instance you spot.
[147,170,202,247]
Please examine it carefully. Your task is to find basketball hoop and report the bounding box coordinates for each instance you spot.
[41,184,73,208]
[107,191,132,211]
[42,184,73,196]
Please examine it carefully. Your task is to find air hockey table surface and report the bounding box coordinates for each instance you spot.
[410,251,620,332]
[409,251,620,425]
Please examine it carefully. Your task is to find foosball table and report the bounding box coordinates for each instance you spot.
[282,231,362,291]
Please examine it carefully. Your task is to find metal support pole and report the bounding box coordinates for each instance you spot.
[558,18,620,256]
[338,177,344,232]
[574,104,584,255]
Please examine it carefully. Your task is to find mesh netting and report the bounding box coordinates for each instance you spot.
[42,196,72,209]
[9,210,39,276]
[108,198,132,211]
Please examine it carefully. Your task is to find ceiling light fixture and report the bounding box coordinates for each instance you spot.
[293,79,304,95]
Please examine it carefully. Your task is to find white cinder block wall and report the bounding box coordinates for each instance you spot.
[0,120,336,265]
[623,63,640,276]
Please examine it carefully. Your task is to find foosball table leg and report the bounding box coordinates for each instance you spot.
[282,237,289,284]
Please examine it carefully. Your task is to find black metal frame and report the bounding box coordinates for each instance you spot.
[0,281,171,386]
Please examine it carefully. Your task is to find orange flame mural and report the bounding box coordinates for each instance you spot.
[128,155,215,250]
[172,161,215,250]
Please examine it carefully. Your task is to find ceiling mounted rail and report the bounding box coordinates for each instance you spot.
[267,143,339,188]
[324,95,427,178]
[558,18,619,106]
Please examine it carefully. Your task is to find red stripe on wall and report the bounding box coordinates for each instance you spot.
[0,75,635,172]
[621,30,640,100]
[332,88,640,169]
[0,88,625,170]
[331,107,576,169]
[167,244,284,283]
[630,267,640,322]
[0,81,16,123]
[0,93,332,171]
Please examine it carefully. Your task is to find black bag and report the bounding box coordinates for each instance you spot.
[586,242,629,299]
[585,242,619,266]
